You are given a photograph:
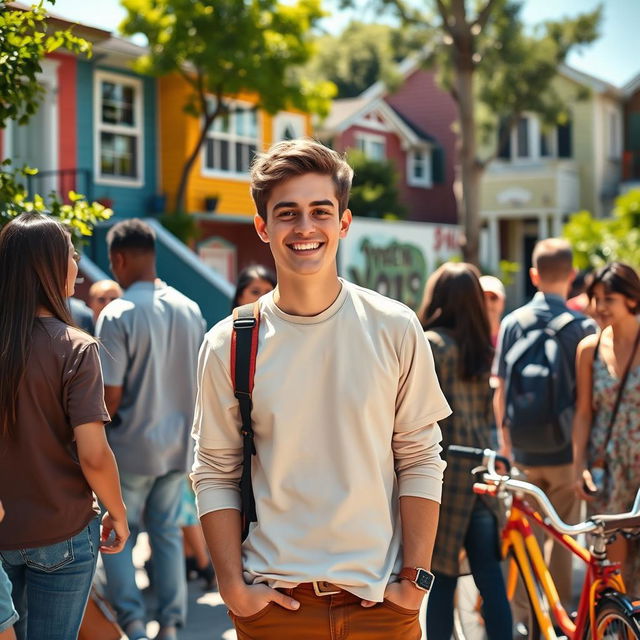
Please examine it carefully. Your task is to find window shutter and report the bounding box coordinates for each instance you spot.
[497,118,511,159]
[557,122,572,158]
[431,146,445,184]
[628,112,640,151]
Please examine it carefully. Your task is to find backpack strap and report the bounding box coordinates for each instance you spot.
[504,310,577,372]
[231,301,260,541]
[545,311,578,336]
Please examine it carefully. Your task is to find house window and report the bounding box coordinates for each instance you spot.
[203,101,259,177]
[355,133,386,161]
[608,110,620,159]
[94,72,143,186]
[273,112,305,142]
[516,117,530,158]
[407,149,432,188]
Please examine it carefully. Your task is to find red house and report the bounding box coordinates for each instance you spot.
[320,57,458,225]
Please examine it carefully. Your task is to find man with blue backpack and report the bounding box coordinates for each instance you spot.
[493,238,596,623]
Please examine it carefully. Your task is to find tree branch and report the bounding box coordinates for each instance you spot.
[434,0,455,37]
[474,0,500,30]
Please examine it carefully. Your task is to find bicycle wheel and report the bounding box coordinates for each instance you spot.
[452,575,487,640]
[582,596,640,639]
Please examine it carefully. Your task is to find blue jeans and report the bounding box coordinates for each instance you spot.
[426,501,512,640]
[102,470,186,629]
[0,517,99,640]
[0,560,18,633]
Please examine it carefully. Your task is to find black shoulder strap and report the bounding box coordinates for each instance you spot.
[231,302,260,541]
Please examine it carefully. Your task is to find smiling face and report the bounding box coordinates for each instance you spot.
[592,283,637,327]
[254,173,351,281]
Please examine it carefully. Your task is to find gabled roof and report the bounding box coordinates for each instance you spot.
[558,64,622,99]
[320,95,435,149]
[623,71,640,98]
[8,2,112,42]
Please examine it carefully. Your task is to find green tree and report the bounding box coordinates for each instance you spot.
[563,189,640,271]
[347,150,406,219]
[120,0,336,213]
[341,0,600,266]
[305,21,428,98]
[0,1,111,237]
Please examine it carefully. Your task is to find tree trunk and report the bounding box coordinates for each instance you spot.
[455,65,481,266]
[173,114,215,214]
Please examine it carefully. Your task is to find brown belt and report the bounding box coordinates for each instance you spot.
[296,581,343,597]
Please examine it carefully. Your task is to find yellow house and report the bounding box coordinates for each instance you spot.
[159,73,312,217]
[480,64,623,301]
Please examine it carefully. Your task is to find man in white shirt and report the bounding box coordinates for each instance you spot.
[192,139,450,639]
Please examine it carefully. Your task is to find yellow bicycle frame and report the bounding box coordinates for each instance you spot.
[500,499,626,640]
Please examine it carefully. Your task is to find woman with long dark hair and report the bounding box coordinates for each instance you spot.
[419,262,512,639]
[574,261,640,595]
[0,212,129,640]
[231,264,276,310]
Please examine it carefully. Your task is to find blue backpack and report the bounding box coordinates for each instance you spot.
[504,308,578,454]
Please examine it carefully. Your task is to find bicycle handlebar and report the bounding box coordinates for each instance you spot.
[447,445,640,537]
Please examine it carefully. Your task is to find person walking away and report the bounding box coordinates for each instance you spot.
[192,139,451,639]
[419,263,512,640]
[96,219,205,640]
[493,238,596,627]
[0,212,128,640]
[573,262,640,595]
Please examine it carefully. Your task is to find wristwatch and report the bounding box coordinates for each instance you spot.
[398,567,435,592]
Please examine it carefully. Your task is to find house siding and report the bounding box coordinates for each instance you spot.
[158,73,312,216]
[385,69,458,224]
[76,61,157,217]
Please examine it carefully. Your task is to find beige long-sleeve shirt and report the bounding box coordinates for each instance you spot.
[192,281,450,602]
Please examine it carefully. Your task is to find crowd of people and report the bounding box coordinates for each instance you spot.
[0,138,639,640]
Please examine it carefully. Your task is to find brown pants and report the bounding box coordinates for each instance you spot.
[513,463,579,623]
[229,583,421,640]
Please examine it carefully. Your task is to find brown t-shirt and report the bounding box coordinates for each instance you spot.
[0,318,110,549]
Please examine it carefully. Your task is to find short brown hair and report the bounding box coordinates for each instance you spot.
[250,138,353,220]
[532,238,574,282]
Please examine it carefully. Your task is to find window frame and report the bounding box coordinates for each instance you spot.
[93,70,144,188]
[607,108,621,160]
[201,98,261,181]
[355,131,387,162]
[406,147,433,188]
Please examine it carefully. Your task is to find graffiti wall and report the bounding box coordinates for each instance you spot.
[338,218,461,310]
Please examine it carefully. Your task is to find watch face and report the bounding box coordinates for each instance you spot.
[416,569,434,591]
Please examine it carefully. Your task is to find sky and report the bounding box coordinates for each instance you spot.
[51,0,640,88]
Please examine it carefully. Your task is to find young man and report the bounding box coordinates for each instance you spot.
[192,139,450,639]
[493,238,596,622]
[97,219,205,640]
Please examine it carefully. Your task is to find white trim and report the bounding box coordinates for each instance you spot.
[326,98,430,150]
[93,70,145,188]
[406,148,433,188]
[606,105,622,160]
[355,131,386,161]
[145,219,235,297]
[200,97,260,179]
[272,112,305,142]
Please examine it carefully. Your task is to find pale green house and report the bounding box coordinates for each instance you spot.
[480,64,623,301]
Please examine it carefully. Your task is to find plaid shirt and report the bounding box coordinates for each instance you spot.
[426,329,502,577]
